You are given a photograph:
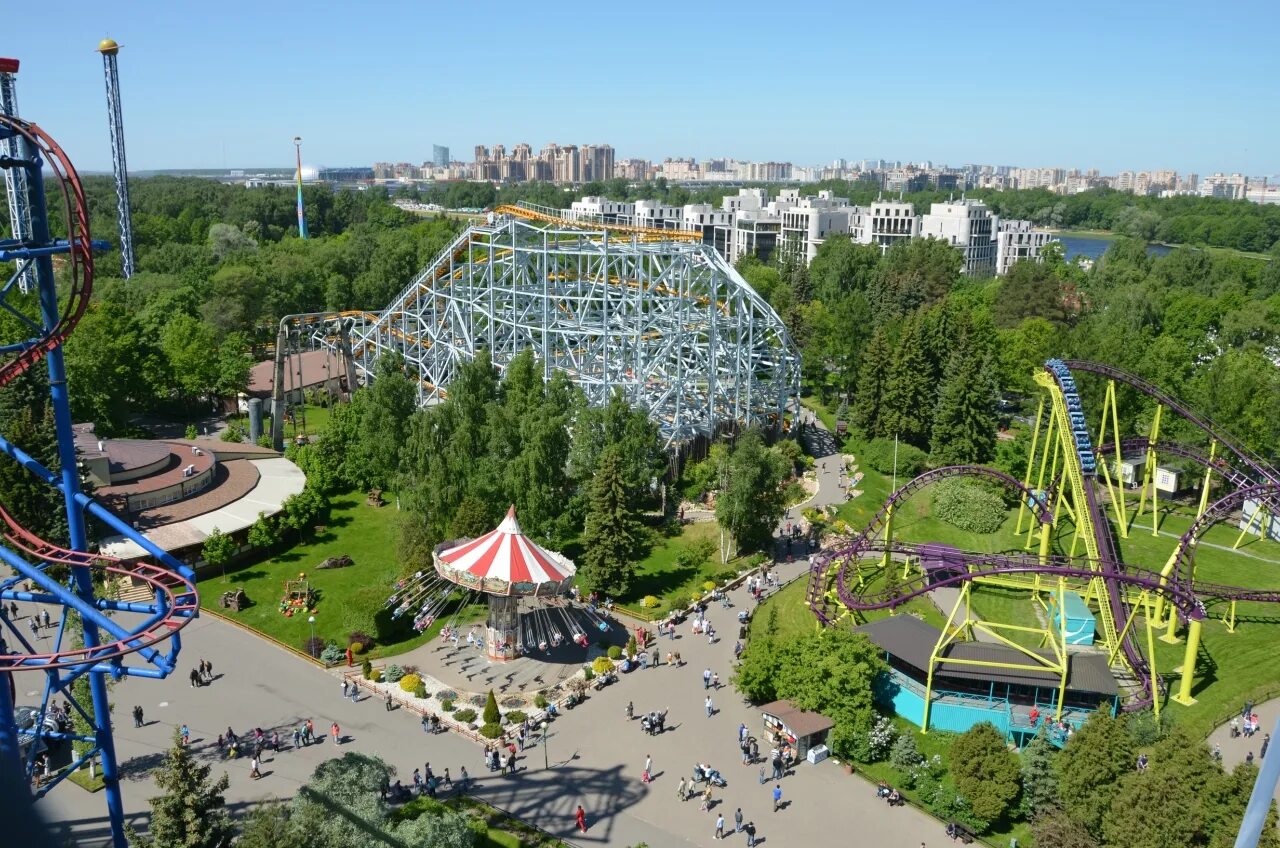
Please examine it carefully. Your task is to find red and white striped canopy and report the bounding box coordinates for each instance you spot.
[436,506,575,588]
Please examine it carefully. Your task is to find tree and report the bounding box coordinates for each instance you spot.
[200,527,237,579]
[483,690,500,725]
[1056,709,1134,835]
[160,314,220,402]
[235,801,304,848]
[809,235,882,303]
[207,222,258,261]
[950,722,1021,823]
[1020,729,1060,818]
[279,487,328,538]
[246,512,280,550]
[355,352,418,489]
[714,430,788,560]
[1029,806,1099,848]
[579,448,643,595]
[870,236,962,322]
[992,260,1070,328]
[851,326,892,438]
[288,753,392,848]
[880,315,935,449]
[126,730,233,848]
[929,338,998,465]
[392,807,478,848]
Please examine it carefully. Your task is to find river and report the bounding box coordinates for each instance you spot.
[1055,234,1173,263]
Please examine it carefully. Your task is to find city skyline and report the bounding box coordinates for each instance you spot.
[4,0,1277,175]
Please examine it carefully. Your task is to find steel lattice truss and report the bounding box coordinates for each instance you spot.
[286,215,800,445]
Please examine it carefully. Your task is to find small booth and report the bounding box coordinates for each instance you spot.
[759,699,834,760]
[1049,592,1096,646]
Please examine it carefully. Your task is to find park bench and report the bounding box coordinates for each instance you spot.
[946,821,976,844]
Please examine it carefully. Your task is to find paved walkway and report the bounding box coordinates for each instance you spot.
[1207,698,1280,799]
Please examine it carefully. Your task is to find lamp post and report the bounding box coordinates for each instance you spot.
[541,721,550,770]
[307,615,316,657]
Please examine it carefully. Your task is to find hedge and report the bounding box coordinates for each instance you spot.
[931,479,1007,534]
[861,438,929,478]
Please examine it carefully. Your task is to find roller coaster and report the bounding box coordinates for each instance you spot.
[808,358,1280,724]
[276,202,801,448]
[0,115,198,847]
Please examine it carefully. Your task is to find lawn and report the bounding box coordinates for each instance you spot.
[623,521,742,616]
[199,490,485,659]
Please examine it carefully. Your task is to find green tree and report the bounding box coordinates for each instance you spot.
[234,801,304,848]
[880,315,934,449]
[950,722,1021,823]
[1028,806,1099,848]
[200,527,237,579]
[1020,729,1060,818]
[579,448,642,595]
[160,314,220,402]
[126,730,233,848]
[714,430,788,560]
[851,326,892,438]
[870,236,962,322]
[1056,709,1134,835]
[279,487,328,538]
[288,753,392,848]
[449,495,494,538]
[993,260,1071,328]
[483,690,500,725]
[355,352,418,489]
[809,235,882,302]
[929,338,998,465]
[246,513,279,550]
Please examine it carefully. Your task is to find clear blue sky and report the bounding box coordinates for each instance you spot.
[6,0,1277,175]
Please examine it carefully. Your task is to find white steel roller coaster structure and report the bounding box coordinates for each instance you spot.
[276,204,802,447]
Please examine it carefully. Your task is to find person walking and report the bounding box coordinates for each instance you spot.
[331,722,340,745]
[40,608,51,629]
[772,783,782,812]
[642,754,652,784]
[712,672,720,689]
[179,724,189,746]
[676,776,686,801]
[700,784,714,812]
[758,764,766,785]
[342,679,349,699]
[349,681,359,703]
[703,668,712,689]
[443,767,452,788]
[715,813,725,839]
[459,765,470,792]
[705,695,714,718]
[271,731,280,754]
[735,807,743,833]
[744,821,757,847]
[189,668,200,688]
[7,601,16,619]
[575,805,587,833]
[250,755,261,780]
[384,691,393,712]
[132,705,144,728]
[1264,734,1272,759]
[306,718,315,743]
[292,725,302,748]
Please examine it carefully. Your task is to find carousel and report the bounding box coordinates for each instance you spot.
[386,506,611,660]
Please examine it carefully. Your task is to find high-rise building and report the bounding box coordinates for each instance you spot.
[920,199,996,276]
[433,145,449,168]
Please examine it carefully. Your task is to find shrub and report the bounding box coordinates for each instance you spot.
[221,422,246,443]
[414,682,427,699]
[370,669,383,682]
[625,636,637,658]
[583,667,595,682]
[479,723,504,739]
[384,664,405,683]
[592,656,615,674]
[483,690,500,725]
[441,699,455,712]
[702,580,717,593]
[534,693,548,709]
[361,659,373,680]
[506,710,527,724]
[607,645,623,660]
[319,642,346,665]
[566,677,588,695]
[866,714,898,762]
[453,708,478,724]
[398,673,421,693]
[931,479,1007,534]
[640,595,661,609]
[862,437,928,478]
[348,630,373,648]
[350,641,367,656]
[890,732,924,773]
[184,424,199,440]
[301,635,325,658]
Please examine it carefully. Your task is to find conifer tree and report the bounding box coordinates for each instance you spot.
[851,326,892,439]
[880,315,934,449]
[127,730,233,848]
[929,339,998,465]
[1020,729,1060,818]
[579,447,642,594]
[483,689,501,725]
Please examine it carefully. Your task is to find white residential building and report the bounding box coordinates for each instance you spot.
[1199,173,1249,200]
[778,191,854,265]
[920,199,997,276]
[852,201,921,251]
[995,219,1057,275]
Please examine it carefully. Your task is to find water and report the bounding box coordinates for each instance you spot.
[1056,235,1173,263]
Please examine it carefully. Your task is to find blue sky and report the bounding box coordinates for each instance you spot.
[6,0,1277,175]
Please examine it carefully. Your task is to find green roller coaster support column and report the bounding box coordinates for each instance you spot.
[1172,617,1202,707]
[1017,395,1047,538]
[1097,380,1129,539]
[1224,599,1237,634]
[1144,595,1161,723]
[1038,520,1052,566]
[1196,440,1218,521]
[1054,579,1069,720]
[881,503,894,571]
[1136,405,1164,536]
[1162,602,1180,643]
[1233,503,1269,550]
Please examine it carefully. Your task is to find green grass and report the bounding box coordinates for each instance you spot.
[624,521,739,615]
[66,768,105,792]
[199,490,485,658]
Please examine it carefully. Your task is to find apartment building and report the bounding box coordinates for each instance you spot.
[995,219,1056,275]
[778,191,854,264]
[920,199,997,276]
[852,201,921,251]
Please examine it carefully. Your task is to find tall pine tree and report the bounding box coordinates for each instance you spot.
[879,315,934,449]
[851,326,892,439]
[929,337,998,465]
[127,730,233,848]
[579,447,642,595]
[1020,729,1060,817]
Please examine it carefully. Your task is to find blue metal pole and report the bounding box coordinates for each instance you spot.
[0,671,19,786]
[22,134,128,848]
[1235,713,1280,848]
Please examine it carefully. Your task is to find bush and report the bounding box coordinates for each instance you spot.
[441,699,455,712]
[625,636,637,658]
[361,659,373,680]
[592,656,615,674]
[398,673,421,693]
[348,630,373,648]
[221,422,246,443]
[866,714,897,762]
[506,710,527,724]
[702,580,717,593]
[639,595,661,609]
[534,693,548,709]
[350,641,367,656]
[861,437,928,478]
[454,708,478,724]
[301,635,325,658]
[890,732,924,773]
[583,667,595,681]
[414,682,427,699]
[677,538,717,570]
[384,664,405,683]
[607,645,623,660]
[931,479,1007,534]
[319,642,346,665]
[479,722,504,739]
[184,424,199,440]
[483,690,500,725]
